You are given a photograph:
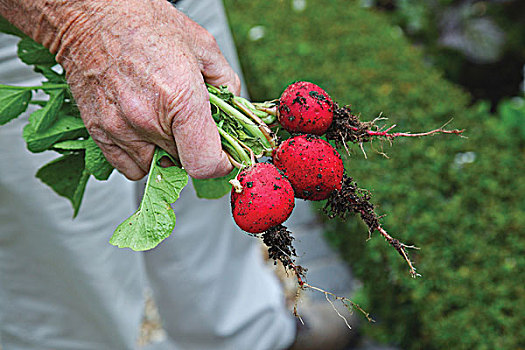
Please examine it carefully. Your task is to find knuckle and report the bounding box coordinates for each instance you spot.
[164,83,203,130]
[99,116,128,137]
[199,28,219,50]
[86,124,111,144]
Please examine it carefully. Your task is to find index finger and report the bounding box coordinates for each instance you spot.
[168,75,233,179]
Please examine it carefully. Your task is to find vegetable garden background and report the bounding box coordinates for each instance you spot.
[224,1,524,349]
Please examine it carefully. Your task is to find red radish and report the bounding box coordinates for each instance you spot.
[273,135,344,201]
[278,81,334,135]
[231,163,295,233]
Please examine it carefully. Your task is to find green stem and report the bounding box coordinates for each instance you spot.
[140,148,164,211]
[206,84,222,95]
[232,97,275,149]
[234,96,271,119]
[0,83,69,91]
[209,93,269,147]
[253,102,278,124]
[217,126,252,167]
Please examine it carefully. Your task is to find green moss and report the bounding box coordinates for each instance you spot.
[225,1,525,349]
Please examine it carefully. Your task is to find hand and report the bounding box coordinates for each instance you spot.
[52,0,240,180]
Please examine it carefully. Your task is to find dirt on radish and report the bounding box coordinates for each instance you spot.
[273,134,344,201]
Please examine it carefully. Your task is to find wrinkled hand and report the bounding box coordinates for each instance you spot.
[53,0,239,180]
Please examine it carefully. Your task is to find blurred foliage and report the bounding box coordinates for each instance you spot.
[224,0,525,349]
[370,0,525,107]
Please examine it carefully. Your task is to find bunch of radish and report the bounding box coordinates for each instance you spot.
[217,81,463,280]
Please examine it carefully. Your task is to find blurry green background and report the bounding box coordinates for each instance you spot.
[224,1,524,349]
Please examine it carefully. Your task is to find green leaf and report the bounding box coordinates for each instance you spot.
[16,31,66,83]
[17,37,57,66]
[85,138,114,180]
[0,15,26,38]
[28,88,65,132]
[192,169,237,199]
[52,138,114,180]
[34,65,66,84]
[24,113,88,152]
[0,88,32,125]
[36,153,90,217]
[110,148,188,251]
[60,101,81,117]
[52,139,88,151]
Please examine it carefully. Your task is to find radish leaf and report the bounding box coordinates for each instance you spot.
[52,139,89,152]
[192,169,236,199]
[110,148,188,251]
[53,138,115,180]
[28,87,65,132]
[36,152,90,217]
[34,65,67,84]
[24,113,88,152]
[17,38,66,83]
[0,88,31,125]
[17,37,57,66]
[85,138,114,180]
